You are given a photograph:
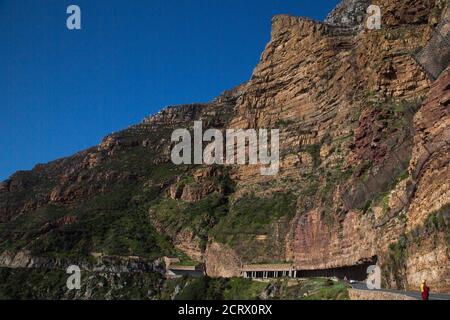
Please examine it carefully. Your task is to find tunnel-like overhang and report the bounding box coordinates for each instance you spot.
[242,257,378,281]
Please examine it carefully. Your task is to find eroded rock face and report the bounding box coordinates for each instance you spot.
[292,210,377,270]
[405,234,450,293]
[349,288,416,300]
[172,229,204,262]
[0,250,165,274]
[408,70,450,232]
[211,0,448,290]
[204,242,241,278]
[0,0,449,294]
[168,179,221,203]
[325,0,371,27]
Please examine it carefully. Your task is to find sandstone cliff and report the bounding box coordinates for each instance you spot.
[0,0,449,295]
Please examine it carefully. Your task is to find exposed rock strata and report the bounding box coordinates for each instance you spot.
[0,0,449,295]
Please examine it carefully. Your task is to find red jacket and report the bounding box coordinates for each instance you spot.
[422,285,430,300]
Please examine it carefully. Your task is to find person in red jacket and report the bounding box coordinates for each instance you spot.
[421,280,430,301]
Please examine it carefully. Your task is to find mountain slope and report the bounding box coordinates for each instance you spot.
[1,0,449,296]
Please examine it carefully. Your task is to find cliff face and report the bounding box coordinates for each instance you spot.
[216,0,448,292]
[0,0,449,296]
[403,69,450,292]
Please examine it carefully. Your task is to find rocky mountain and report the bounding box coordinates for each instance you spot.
[0,0,449,297]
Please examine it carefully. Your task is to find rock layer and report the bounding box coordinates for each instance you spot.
[0,0,449,295]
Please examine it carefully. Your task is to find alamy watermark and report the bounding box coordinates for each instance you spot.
[171,121,280,176]
[66,265,81,290]
[366,265,381,290]
[66,5,81,30]
[366,5,381,30]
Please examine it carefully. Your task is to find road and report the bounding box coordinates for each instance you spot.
[351,282,450,300]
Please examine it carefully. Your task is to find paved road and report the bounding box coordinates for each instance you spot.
[351,282,450,300]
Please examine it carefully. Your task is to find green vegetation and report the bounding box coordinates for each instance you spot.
[0,181,178,260]
[360,166,410,214]
[223,278,269,300]
[170,277,349,300]
[0,270,351,300]
[174,277,268,300]
[383,204,449,289]
[365,97,425,135]
[275,278,350,300]
[303,180,320,197]
[384,235,408,290]
[0,267,69,300]
[303,144,322,168]
[274,119,295,128]
[175,277,228,300]
[0,204,70,252]
[0,267,163,300]
[151,192,229,250]
[206,192,297,262]
[212,193,297,244]
[26,208,172,260]
[0,120,193,261]
[301,279,349,300]
[382,25,416,41]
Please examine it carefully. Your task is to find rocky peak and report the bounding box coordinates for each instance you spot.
[325,0,371,27]
[270,14,326,42]
[0,0,449,297]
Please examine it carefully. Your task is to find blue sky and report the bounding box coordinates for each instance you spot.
[0,0,339,181]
